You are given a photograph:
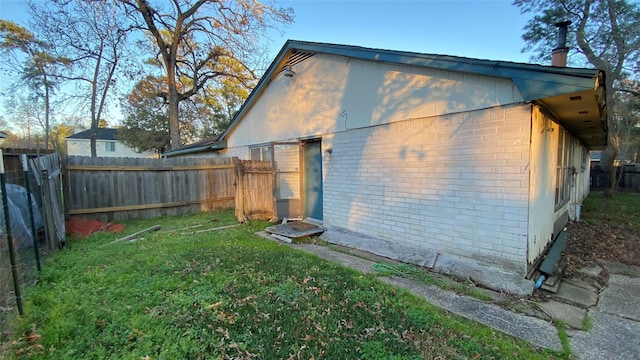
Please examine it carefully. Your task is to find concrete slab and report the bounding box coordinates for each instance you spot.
[576,264,604,278]
[265,221,325,239]
[380,276,563,351]
[289,243,377,274]
[600,260,640,277]
[569,311,640,360]
[563,277,601,291]
[598,274,640,322]
[433,255,534,297]
[536,300,587,329]
[554,282,599,308]
[320,226,438,268]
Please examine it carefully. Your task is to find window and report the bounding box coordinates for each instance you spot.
[555,129,573,208]
[250,145,271,161]
[105,142,116,152]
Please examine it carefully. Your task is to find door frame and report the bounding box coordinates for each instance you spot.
[301,138,323,221]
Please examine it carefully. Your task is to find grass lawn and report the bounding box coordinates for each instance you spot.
[3,209,564,359]
[580,192,640,232]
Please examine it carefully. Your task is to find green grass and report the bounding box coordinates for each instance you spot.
[5,209,563,359]
[581,192,640,231]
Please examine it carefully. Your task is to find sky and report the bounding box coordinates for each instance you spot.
[0,0,537,128]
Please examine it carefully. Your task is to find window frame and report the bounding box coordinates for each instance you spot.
[554,128,573,210]
[249,144,272,161]
[105,141,116,152]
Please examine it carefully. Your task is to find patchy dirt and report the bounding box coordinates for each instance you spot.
[563,220,640,281]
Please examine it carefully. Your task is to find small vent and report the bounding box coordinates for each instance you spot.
[278,50,315,73]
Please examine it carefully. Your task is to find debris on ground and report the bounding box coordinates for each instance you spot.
[65,217,125,238]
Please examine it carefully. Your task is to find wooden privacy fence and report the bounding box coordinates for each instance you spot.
[235,160,275,222]
[591,165,640,192]
[65,156,236,222]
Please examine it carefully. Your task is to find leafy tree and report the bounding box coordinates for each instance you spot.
[514,0,640,193]
[28,0,136,157]
[119,0,293,150]
[0,20,68,150]
[50,123,75,155]
[118,76,171,154]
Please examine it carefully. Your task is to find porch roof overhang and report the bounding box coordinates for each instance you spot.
[533,73,607,149]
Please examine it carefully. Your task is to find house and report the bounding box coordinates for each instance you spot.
[66,128,159,158]
[165,40,607,295]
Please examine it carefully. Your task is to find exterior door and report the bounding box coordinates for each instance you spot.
[272,142,302,219]
[303,140,323,220]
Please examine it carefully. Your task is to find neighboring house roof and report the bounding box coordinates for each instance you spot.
[66,128,117,141]
[0,131,9,139]
[162,135,225,157]
[167,40,607,157]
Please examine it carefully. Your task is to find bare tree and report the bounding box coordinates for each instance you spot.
[0,20,68,149]
[29,0,136,157]
[119,0,293,150]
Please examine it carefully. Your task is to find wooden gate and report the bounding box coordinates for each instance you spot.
[234,160,274,222]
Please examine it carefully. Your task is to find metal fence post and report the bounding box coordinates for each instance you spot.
[0,149,24,315]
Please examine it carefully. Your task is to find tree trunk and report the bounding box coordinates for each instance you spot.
[168,88,180,150]
[604,75,618,196]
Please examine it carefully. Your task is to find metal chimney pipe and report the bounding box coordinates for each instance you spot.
[552,21,572,67]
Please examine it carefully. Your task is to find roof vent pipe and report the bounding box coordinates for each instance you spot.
[552,21,572,67]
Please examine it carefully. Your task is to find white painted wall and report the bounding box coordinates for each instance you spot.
[527,106,591,266]
[227,53,523,148]
[220,54,534,274]
[527,107,556,264]
[323,104,532,274]
[67,139,159,158]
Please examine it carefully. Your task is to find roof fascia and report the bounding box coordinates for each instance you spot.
[162,140,227,158]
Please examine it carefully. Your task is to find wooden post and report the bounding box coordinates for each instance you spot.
[40,169,58,249]
[234,158,245,222]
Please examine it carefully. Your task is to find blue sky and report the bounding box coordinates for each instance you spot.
[0,0,536,126]
[267,0,534,63]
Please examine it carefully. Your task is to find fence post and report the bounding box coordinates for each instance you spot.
[40,169,58,249]
[234,158,246,222]
[21,154,41,271]
[0,149,24,315]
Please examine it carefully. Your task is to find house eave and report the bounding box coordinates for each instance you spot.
[162,140,227,158]
[534,72,607,150]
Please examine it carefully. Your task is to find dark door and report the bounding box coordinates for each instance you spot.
[303,140,323,220]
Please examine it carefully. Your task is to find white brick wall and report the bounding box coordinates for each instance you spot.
[323,104,531,273]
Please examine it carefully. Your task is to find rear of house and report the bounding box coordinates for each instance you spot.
[167,41,606,294]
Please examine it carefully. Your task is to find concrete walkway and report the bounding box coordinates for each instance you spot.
[282,241,640,360]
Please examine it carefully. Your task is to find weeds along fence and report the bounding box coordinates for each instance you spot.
[1,150,63,332]
[64,156,238,222]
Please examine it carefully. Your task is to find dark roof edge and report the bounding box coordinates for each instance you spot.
[162,140,227,158]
